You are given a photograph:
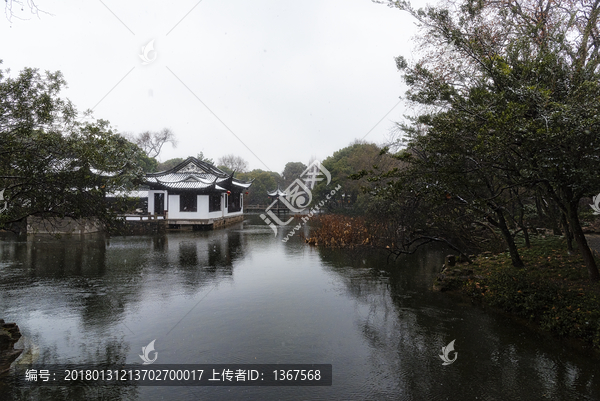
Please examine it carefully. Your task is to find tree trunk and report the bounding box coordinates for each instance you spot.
[517,199,530,248]
[560,212,574,252]
[540,195,562,235]
[489,207,524,268]
[567,202,600,282]
[535,192,545,223]
[549,203,562,235]
[523,225,530,248]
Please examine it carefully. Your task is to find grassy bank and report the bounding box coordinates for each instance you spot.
[440,236,600,350]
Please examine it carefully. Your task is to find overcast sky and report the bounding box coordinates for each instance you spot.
[2,0,427,173]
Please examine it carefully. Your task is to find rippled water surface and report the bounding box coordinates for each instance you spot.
[1,216,599,400]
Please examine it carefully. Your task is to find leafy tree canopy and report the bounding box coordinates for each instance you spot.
[197,151,214,166]
[237,169,281,205]
[281,162,307,189]
[0,66,147,231]
[313,140,396,213]
[156,158,185,172]
[371,0,600,280]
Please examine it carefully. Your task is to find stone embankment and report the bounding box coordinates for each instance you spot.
[0,319,23,374]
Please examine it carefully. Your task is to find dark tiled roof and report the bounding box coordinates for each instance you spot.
[145,157,252,191]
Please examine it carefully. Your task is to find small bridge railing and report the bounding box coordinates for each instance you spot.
[244,204,290,214]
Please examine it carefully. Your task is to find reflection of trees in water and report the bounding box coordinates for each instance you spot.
[0,229,250,400]
[3,381,139,401]
[0,229,247,370]
[0,231,248,329]
[1,336,138,401]
[0,234,135,334]
[317,245,600,399]
[0,233,107,277]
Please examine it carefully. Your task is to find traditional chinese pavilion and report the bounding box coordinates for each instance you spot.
[144,157,252,228]
[267,186,287,199]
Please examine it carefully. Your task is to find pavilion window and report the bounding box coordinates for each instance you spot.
[180,193,197,212]
[228,192,241,212]
[209,193,222,212]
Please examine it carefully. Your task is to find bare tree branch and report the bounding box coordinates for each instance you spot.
[217,154,249,173]
[127,128,177,159]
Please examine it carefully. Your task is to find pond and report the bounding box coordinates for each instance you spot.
[1,215,599,400]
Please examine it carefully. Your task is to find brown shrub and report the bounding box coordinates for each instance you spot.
[304,215,373,248]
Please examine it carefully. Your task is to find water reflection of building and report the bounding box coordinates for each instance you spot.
[166,229,245,274]
[0,228,247,343]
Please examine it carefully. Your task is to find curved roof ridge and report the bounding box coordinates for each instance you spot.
[147,156,229,178]
[267,185,286,197]
[144,156,252,189]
